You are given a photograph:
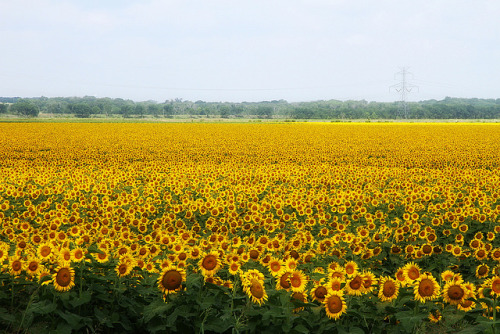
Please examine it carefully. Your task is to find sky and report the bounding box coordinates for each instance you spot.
[1,0,499,103]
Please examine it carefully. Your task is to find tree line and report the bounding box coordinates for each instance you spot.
[1,96,499,119]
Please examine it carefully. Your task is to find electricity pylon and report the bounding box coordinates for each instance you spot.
[390,67,418,119]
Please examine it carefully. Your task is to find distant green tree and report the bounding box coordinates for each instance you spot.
[120,104,134,118]
[163,102,174,118]
[256,106,273,119]
[147,104,160,117]
[135,104,145,118]
[71,103,92,118]
[10,100,39,117]
[291,107,314,119]
[0,103,7,114]
[219,105,230,118]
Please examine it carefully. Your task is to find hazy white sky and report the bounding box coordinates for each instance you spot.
[1,0,499,102]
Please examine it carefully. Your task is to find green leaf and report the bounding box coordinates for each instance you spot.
[0,307,16,324]
[56,310,84,330]
[29,300,57,315]
[292,324,310,334]
[69,290,92,308]
[143,299,174,323]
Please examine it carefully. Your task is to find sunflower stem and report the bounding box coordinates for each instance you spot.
[18,285,40,333]
[493,298,497,334]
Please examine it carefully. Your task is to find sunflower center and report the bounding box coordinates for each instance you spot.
[383,281,396,297]
[292,292,305,302]
[162,270,182,290]
[56,268,72,287]
[447,285,464,300]
[492,279,500,293]
[12,261,22,271]
[270,262,281,272]
[118,264,128,274]
[290,275,302,288]
[28,262,38,271]
[326,295,343,314]
[74,250,83,260]
[314,286,327,299]
[202,255,217,270]
[331,281,341,291]
[478,265,488,276]
[363,277,372,289]
[40,246,51,257]
[418,278,435,297]
[280,273,291,289]
[460,299,473,308]
[250,280,264,299]
[407,268,419,280]
[422,245,432,254]
[349,276,362,290]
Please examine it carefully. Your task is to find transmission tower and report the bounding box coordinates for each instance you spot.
[390,67,418,119]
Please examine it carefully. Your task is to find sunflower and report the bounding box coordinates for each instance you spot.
[59,247,72,263]
[289,270,308,293]
[38,266,52,285]
[0,244,9,262]
[395,267,408,287]
[52,264,76,292]
[285,258,298,271]
[291,291,307,312]
[428,310,442,323]
[94,249,110,263]
[326,277,343,292]
[277,271,292,291]
[491,248,500,261]
[362,271,377,294]
[9,257,24,276]
[115,257,136,278]
[228,262,241,276]
[266,257,284,277]
[475,248,489,261]
[443,280,466,305]
[37,243,54,262]
[476,264,489,279]
[244,279,268,306]
[344,261,358,277]
[241,269,265,286]
[488,276,500,297]
[157,265,186,295]
[457,282,476,312]
[441,270,455,282]
[311,282,328,302]
[345,274,364,296]
[403,262,421,281]
[26,258,42,278]
[71,247,86,263]
[378,276,399,302]
[414,273,440,303]
[323,290,347,320]
[199,251,222,277]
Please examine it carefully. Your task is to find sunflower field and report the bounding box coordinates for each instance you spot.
[1,122,500,333]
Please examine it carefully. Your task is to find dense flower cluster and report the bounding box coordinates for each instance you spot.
[0,122,499,322]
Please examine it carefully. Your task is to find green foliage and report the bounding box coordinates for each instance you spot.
[9,100,40,117]
[1,96,499,119]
